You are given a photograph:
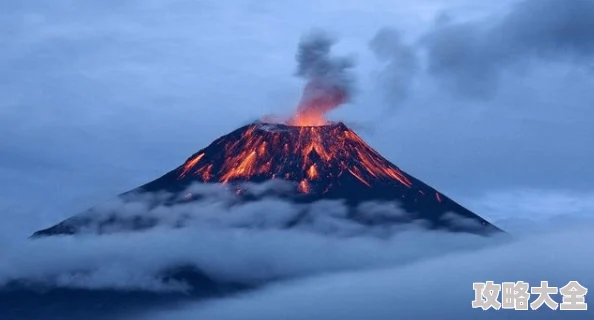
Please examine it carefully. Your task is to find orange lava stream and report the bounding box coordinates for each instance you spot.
[179,153,204,178]
[298,180,310,193]
[307,165,318,180]
[348,168,371,187]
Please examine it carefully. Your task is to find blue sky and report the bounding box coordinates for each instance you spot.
[2,0,593,236]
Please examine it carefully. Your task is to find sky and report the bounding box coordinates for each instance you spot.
[1,0,593,319]
[2,0,592,236]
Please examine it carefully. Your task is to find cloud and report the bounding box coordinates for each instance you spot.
[4,183,592,320]
[421,0,594,98]
[358,1,594,195]
[367,0,594,100]
[369,27,419,104]
[32,181,497,238]
[4,184,594,320]
[3,185,593,320]
[1,224,497,291]
[1,184,504,294]
[468,189,594,221]
[141,223,594,320]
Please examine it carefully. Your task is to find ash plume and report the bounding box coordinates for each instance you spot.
[290,31,356,125]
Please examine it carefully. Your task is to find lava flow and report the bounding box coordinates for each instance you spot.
[176,121,413,194]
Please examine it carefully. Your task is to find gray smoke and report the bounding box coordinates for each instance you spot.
[369,27,419,105]
[371,0,594,100]
[422,0,594,98]
[295,30,356,104]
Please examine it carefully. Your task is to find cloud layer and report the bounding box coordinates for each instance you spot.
[1,183,504,292]
[6,189,594,320]
[142,223,594,320]
[420,0,594,98]
[2,183,592,320]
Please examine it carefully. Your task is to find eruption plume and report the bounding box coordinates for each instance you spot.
[288,31,355,126]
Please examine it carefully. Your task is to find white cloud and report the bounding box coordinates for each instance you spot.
[141,223,594,320]
[2,179,593,320]
[1,187,502,292]
[465,189,594,234]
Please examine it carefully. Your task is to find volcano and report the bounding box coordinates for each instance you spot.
[33,33,501,237]
[33,121,501,237]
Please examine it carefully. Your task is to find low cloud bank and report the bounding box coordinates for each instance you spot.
[2,183,592,320]
[1,183,503,292]
[142,222,594,320]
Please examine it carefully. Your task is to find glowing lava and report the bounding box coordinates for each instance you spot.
[177,122,413,194]
[288,81,348,126]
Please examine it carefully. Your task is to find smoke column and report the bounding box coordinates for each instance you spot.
[289,31,355,126]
